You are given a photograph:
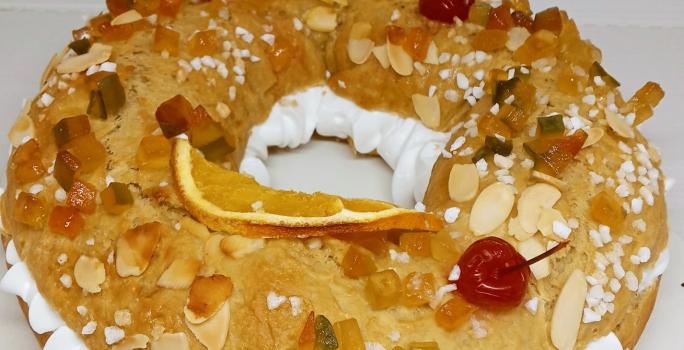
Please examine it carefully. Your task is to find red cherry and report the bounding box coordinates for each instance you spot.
[419,0,475,23]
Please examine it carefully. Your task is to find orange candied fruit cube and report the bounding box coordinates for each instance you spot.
[101,182,134,214]
[89,14,113,37]
[486,5,514,30]
[54,150,81,190]
[511,10,533,31]
[154,25,181,55]
[533,7,563,35]
[430,231,460,265]
[66,180,97,214]
[298,311,316,350]
[497,104,527,132]
[399,232,432,257]
[158,0,183,18]
[556,66,582,96]
[472,29,508,52]
[13,192,47,229]
[11,139,47,185]
[268,36,300,73]
[63,133,107,173]
[53,115,91,148]
[134,0,161,17]
[477,114,512,139]
[403,27,432,61]
[365,269,401,310]
[513,30,559,65]
[401,272,435,307]
[341,245,377,278]
[633,82,665,107]
[435,294,477,331]
[48,206,85,239]
[136,135,171,170]
[156,94,193,137]
[590,191,625,233]
[106,0,132,16]
[188,29,220,57]
[333,318,365,350]
[523,129,587,176]
[101,21,136,42]
[408,341,440,350]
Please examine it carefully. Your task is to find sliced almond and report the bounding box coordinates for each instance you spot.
[41,45,69,86]
[387,40,413,76]
[9,105,35,147]
[185,275,233,324]
[531,171,568,191]
[112,334,149,350]
[349,22,372,40]
[180,217,211,241]
[469,182,516,236]
[506,27,530,52]
[303,6,337,33]
[151,333,190,350]
[372,44,390,69]
[74,255,106,294]
[509,217,534,241]
[111,9,143,26]
[582,127,605,148]
[116,222,163,278]
[157,259,201,289]
[186,302,230,350]
[56,43,113,74]
[412,94,441,129]
[347,39,374,65]
[605,109,635,139]
[448,163,479,202]
[518,237,550,280]
[537,207,566,237]
[551,270,587,350]
[517,183,561,234]
[215,102,231,120]
[424,41,439,65]
[220,235,265,258]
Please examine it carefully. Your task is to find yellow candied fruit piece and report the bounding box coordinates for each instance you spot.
[513,29,559,65]
[13,192,47,229]
[63,133,107,173]
[401,272,435,307]
[435,295,477,331]
[399,232,432,257]
[333,318,365,350]
[472,29,508,52]
[556,66,582,96]
[188,29,220,57]
[365,269,401,310]
[101,182,134,214]
[430,231,460,265]
[590,191,625,233]
[11,139,47,185]
[154,25,180,55]
[136,135,171,170]
[342,245,377,278]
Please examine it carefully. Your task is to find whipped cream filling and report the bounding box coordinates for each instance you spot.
[239,86,451,208]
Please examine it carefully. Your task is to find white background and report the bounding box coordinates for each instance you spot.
[0,1,682,349]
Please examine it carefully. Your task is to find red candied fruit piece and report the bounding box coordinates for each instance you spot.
[66,180,97,214]
[155,95,193,138]
[48,206,85,239]
[486,5,514,30]
[419,0,475,23]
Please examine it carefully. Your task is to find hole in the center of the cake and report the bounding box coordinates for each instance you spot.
[264,138,394,202]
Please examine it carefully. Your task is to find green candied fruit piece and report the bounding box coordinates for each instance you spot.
[110,182,134,205]
[537,114,565,135]
[53,115,91,148]
[87,90,106,120]
[68,38,92,55]
[314,315,338,350]
[485,135,513,156]
[471,146,491,164]
[589,62,620,88]
[97,73,126,117]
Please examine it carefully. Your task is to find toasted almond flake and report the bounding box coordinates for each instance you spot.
[506,27,530,52]
[424,41,439,65]
[537,207,566,237]
[186,302,230,350]
[349,22,372,40]
[518,183,562,234]
[372,44,390,69]
[347,39,374,65]
[111,10,143,26]
[582,127,605,148]
[551,270,587,350]
[74,255,106,294]
[220,235,265,258]
[518,237,550,280]
[157,259,201,289]
[41,46,70,86]
[412,94,440,128]
[448,163,479,202]
[180,217,211,241]
[509,217,534,241]
[57,43,113,74]
[116,222,163,278]
[185,275,233,324]
[531,171,568,190]
[303,6,337,32]
[151,333,190,350]
[112,334,149,350]
[387,40,413,76]
[9,105,35,147]
[469,182,516,235]
[605,109,635,139]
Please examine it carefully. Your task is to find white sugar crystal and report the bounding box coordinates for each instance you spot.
[81,321,97,335]
[104,326,125,345]
[625,271,639,291]
[525,297,539,315]
[443,207,460,224]
[553,221,572,240]
[289,296,302,316]
[389,249,410,264]
[366,342,387,350]
[583,308,601,323]
[638,247,651,263]
[266,291,287,310]
[57,253,68,265]
[448,264,461,281]
[388,330,401,342]
[59,274,72,288]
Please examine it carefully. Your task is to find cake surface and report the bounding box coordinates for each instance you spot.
[0,0,670,350]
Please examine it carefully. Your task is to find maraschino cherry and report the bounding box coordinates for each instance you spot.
[419,0,475,23]
[452,237,568,310]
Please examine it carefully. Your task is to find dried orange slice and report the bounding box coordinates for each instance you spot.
[171,139,444,238]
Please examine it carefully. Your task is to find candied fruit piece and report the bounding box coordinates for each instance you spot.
[419,0,474,23]
[342,245,377,278]
[523,130,588,176]
[556,66,582,96]
[188,106,233,162]
[497,104,527,132]
[154,25,180,54]
[188,30,220,57]
[435,295,477,331]
[101,21,136,42]
[134,0,160,16]
[299,311,315,350]
[101,182,134,214]
[472,29,508,52]
[511,10,533,30]
[533,7,562,35]
[408,342,440,350]
[158,0,182,18]
[106,0,132,16]
[333,318,364,350]
[430,231,460,265]
[485,135,513,156]
[53,115,91,148]
[156,95,192,138]
[477,114,511,139]
[136,135,171,170]
[590,191,625,232]
[96,73,126,117]
[513,29,559,65]
[54,150,81,190]
[484,68,508,94]
[486,5,514,30]
[64,134,107,173]
[13,192,47,228]
[89,14,113,37]
[69,38,92,55]
[399,232,432,257]
[468,2,492,26]
[386,25,405,45]
[87,90,107,120]
[537,114,565,135]
[629,82,664,126]
[589,62,620,88]
[401,272,435,307]
[66,180,97,214]
[493,77,536,113]
[48,206,85,239]
[365,269,401,310]
[11,139,47,185]
[334,231,389,256]
[314,315,338,350]
[403,27,432,61]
